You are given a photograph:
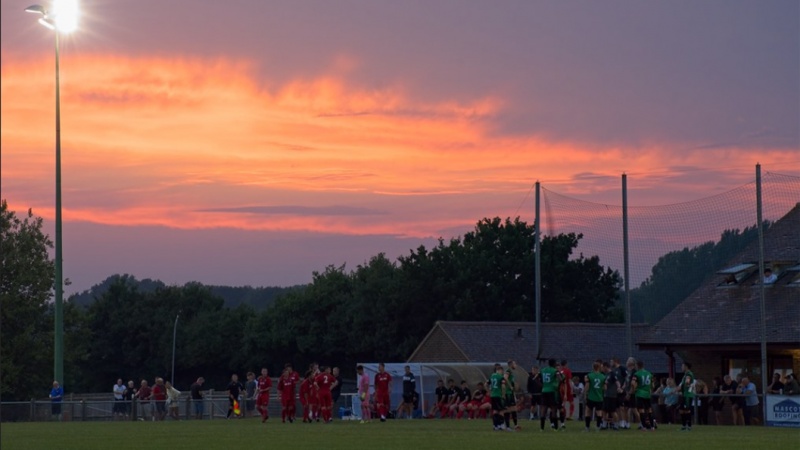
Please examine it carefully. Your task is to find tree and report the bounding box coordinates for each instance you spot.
[0,201,55,400]
[630,223,766,323]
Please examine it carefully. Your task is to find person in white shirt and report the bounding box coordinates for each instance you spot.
[112,378,127,420]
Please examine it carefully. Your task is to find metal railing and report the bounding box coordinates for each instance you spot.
[0,390,355,423]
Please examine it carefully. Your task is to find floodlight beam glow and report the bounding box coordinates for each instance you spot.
[51,0,79,33]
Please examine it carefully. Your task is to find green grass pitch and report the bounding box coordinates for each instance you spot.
[2,418,798,450]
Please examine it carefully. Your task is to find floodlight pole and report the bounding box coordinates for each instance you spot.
[171,312,180,384]
[26,2,66,387]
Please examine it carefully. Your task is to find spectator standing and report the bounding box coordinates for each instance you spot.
[653,378,667,424]
[695,379,709,425]
[113,378,126,420]
[165,381,181,420]
[190,377,205,420]
[49,381,63,421]
[732,374,746,425]
[124,380,135,418]
[137,380,152,421]
[152,377,167,421]
[720,374,741,425]
[739,377,759,425]
[710,377,724,425]
[783,374,800,395]
[767,373,784,394]
[663,378,678,424]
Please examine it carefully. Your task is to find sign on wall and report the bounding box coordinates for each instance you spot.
[765,395,800,428]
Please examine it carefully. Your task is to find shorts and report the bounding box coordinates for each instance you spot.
[403,393,414,404]
[257,393,270,407]
[529,393,541,405]
[586,399,603,411]
[679,396,693,410]
[491,397,504,412]
[155,401,166,413]
[542,392,559,409]
[505,395,517,407]
[375,391,390,407]
[635,397,651,410]
[603,397,617,413]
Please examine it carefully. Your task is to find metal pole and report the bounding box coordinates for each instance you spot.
[171,313,180,383]
[54,28,64,388]
[622,173,632,357]
[534,181,542,359]
[755,164,768,425]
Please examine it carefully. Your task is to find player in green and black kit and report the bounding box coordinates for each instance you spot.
[489,364,508,431]
[631,359,654,430]
[504,360,520,430]
[540,358,563,431]
[584,361,605,431]
[677,362,695,431]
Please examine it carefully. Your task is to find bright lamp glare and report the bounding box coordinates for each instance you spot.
[52,0,79,32]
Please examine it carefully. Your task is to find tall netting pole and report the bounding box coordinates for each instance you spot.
[535,181,542,359]
[756,164,768,425]
[622,174,632,357]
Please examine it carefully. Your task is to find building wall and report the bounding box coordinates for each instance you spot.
[408,328,469,363]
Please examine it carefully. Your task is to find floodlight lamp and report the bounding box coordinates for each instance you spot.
[25,4,46,15]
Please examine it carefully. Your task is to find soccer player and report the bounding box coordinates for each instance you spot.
[603,362,621,431]
[314,366,337,423]
[277,364,300,423]
[631,360,654,431]
[489,364,508,431]
[540,359,563,431]
[374,362,392,422]
[559,360,574,421]
[454,380,472,419]
[400,365,416,419]
[428,379,448,419]
[299,371,313,423]
[611,357,629,429]
[505,360,520,430]
[444,379,458,418]
[677,362,695,431]
[584,361,605,431]
[357,365,371,423]
[256,368,272,423]
[469,382,488,419]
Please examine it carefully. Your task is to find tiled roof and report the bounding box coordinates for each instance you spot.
[408,321,678,373]
[639,203,800,346]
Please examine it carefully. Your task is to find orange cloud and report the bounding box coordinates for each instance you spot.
[2,52,797,238]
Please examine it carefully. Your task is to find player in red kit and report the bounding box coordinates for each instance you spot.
[299,371,313,423]
[277,364,300,423]
[256,368,272,423]
[374,362,392,422]
[314,366,338,423]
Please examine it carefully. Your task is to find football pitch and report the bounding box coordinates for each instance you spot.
[2,419,798,450]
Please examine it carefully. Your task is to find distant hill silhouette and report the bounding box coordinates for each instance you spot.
[69,274,305,311]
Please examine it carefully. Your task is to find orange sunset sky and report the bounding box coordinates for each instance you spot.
[1,0,798,293]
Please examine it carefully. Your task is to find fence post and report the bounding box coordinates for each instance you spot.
[209,389,214,420]
[81,400,86,421]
